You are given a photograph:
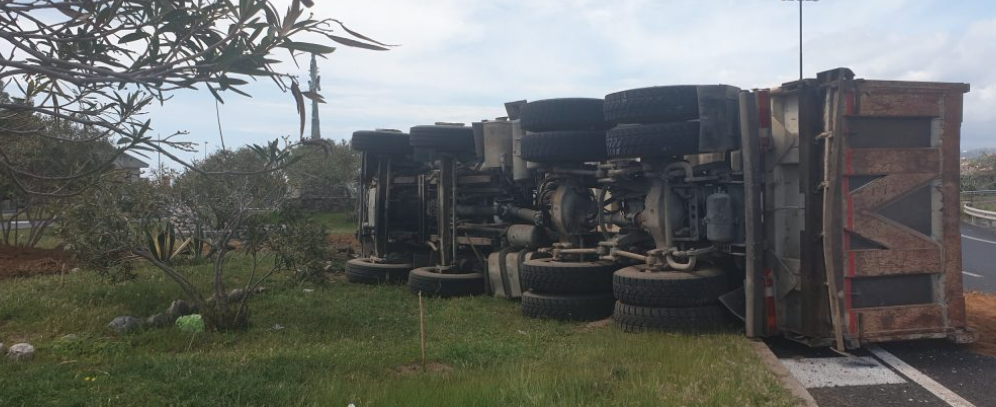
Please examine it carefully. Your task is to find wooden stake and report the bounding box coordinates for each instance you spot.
[418,291,427,370]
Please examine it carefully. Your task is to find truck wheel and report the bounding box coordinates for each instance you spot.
[605,122,700,158]
[521,258,618,294]
[351,130,412,155]
[345,258,412,284]
[520,130,607,162]
[519,98,609,132]
[612,265,728,307]
[613,302,730,333]
[521,291,615,321]
[408,267,486,297]
[409,125,476,153]
[604,85,699,124]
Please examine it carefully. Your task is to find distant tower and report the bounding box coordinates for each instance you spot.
[308,53,321,140]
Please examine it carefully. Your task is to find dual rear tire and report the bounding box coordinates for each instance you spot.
[611,265,731,333]
[519,259,619,322]
[345,258,411,285]
[603,85,706,159]
[519,98,608,163]
[407,267,486,298]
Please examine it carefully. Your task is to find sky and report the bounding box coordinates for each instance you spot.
[144,0,996,168]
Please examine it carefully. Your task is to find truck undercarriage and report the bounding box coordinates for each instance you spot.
[347,68,973,350]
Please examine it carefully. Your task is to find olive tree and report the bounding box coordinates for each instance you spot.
[0,0,392,196]
[63,146,329,329]
[286,140,359,211]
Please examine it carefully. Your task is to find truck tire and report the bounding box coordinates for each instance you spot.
[409,125,476,153]
[612,265,728,307]
[520,130,607,162]
[521,291,615,322]
[605,122,700,158]
[519,98,609,132]
[345,258,412,284]
[408,267,486,297]
[521,258,618,294]
[604,85,699,124]
[613,302,730,333]
[351,130,411,155]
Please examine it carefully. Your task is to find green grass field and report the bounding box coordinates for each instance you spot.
[0,212,795,407]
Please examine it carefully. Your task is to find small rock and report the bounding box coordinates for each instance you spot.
[146,313,171,328]
[6,343,35,361]
[227,288,248,302]
[61,334,79,341]
[303,288,315,293]
[0,343,6,356]
[270,324,285,331]
[108,316,143,334]
[254,286,267,294]
[166,299,195,321]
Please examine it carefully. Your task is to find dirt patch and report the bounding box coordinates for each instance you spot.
[0,245,70,280]
[329,233,357,252]
[574,317,614,333]
[392,361,453,375]
[966,291,996,357]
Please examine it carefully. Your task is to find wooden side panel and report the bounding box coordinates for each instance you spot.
[848,149,939,175]
[834,80,969,345]
[851,249,942,277]
[856,305,945,335]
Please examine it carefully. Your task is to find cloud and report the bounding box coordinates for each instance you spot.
[144,0,996,166]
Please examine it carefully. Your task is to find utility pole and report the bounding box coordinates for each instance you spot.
[308,53,321,140]
[783,0,819,80]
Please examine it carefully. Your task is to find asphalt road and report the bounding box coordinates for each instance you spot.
[766,222,996,406]
[769,338,996,407]
[961,222,996,293]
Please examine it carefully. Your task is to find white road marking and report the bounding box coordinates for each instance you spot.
[779,356,906,388]
[962,271,984,278]
[868,345,976,407]
[961,234,996,245]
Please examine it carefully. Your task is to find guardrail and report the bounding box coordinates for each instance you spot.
[963,202,996,228]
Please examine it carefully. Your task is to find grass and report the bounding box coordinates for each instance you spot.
[308,211,355,234]
[0,258,795,407]
[0,212,795,406]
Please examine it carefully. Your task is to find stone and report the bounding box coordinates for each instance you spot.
[146,313,171,328]
[166,299,195,321]
[0,342,6,356]
[61,334,79,341]
[6,343,35,361]
[226,288,248,303]
[108,316,143,334]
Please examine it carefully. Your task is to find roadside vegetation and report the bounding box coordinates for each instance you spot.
[0,249,795,407]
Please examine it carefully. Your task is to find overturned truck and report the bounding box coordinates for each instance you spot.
[347,68,973,349]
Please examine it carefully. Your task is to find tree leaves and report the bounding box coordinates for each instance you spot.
[301,91,325,104]
[290,82,305,138]
[279,41,337,54]
[324,35,389,51]
[3,0,397,195]
[331,20,399,47]
[118,31,150,44]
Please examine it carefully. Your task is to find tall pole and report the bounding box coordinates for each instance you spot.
[308,53,321,140]
[799,0,803,80]
[785,0,817,80]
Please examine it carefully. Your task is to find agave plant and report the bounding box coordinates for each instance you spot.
[143,221,192,264]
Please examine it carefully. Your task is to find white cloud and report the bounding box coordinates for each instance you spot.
[143,0,996,166]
